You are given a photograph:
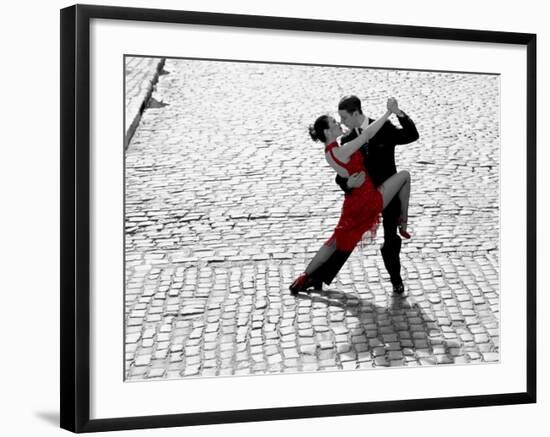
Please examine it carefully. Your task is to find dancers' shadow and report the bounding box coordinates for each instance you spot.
[294,288,420,316]
[294,288,445,367]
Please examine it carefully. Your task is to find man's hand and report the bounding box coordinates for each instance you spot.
[387,97,398,113]
[388,97,404,117]
[347,171,366,189]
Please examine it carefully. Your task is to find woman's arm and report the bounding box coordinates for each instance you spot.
[334,109,392,162]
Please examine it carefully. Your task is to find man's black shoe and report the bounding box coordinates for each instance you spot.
[309,279,323,291]
[392,282,405,294]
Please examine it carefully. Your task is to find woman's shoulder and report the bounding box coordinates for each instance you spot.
[324,141,339,153]
[325,141,350,165]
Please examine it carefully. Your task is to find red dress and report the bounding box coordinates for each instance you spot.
[325,142,383,251]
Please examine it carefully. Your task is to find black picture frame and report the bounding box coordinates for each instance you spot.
[60,4,537,433]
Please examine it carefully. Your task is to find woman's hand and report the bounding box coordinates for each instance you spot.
[387,97,399,113]
[387,97,405,116]
[347,171,366,189]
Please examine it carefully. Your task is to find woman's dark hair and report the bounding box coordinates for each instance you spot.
[338,95,363,115]
[308,115,330,142]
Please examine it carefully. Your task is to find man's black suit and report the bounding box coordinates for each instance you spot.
[310,112,419,287]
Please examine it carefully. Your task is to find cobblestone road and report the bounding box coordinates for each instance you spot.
[124,57,164,148]
[124,58,500,380]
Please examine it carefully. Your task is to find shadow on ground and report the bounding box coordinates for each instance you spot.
[295,288,446,367]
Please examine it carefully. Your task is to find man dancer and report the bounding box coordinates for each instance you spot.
[305,96,419,294]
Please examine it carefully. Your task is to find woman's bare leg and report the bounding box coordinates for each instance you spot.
[305,240,336,275]
[378,170,411,231]
[290,240,336,294]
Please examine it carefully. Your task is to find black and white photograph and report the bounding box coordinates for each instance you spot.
[124,56,501,381]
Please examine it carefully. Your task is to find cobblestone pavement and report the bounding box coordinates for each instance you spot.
[124,58,500,381]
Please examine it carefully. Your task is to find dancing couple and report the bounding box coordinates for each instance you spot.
[290,95,419,295]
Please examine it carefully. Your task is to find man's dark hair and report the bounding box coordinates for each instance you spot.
[338,95,363,115]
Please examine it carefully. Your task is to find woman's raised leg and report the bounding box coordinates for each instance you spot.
[378,170,411,234]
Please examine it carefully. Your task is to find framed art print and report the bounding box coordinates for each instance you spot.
[60,4,536,433]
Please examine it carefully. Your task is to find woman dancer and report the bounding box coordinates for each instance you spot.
[290,98,411,294]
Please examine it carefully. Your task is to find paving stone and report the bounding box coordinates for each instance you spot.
[126,333,141,344]
[382,334,398,343]
[302,363,319,372]
[367,338,383,349]
[388,351,404,361]
[419,357,437,366]
[148,368,166,378]
[319,340,334,350]
[482,352,500,362]
[386,342,402,351]
[319,349,336,360]
[415,349,431,358]
[357,352,373,362]
[340,361,357,370]
[477,343,494,353]
[435,355,454,365]
[135,355,151,366]
[412,331,427,340]
[332,326,349,335]
[283,349,300,359]
[467,352,482,360]
[474,333,490,343]
[339,351,357,362]
[336,343,351,354]
[300,344,317,355]
[317,354,338,366]
[354,343,369,353]
[153,349,168,360]
[414,339,429,349]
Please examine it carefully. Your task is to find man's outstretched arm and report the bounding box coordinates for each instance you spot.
[387,110,419,145]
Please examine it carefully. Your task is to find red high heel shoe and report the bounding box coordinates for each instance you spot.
[289,273,309,295]
[289,273,321,295]
[397,218,411,239]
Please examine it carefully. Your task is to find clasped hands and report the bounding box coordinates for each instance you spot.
[387,97,403,116]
